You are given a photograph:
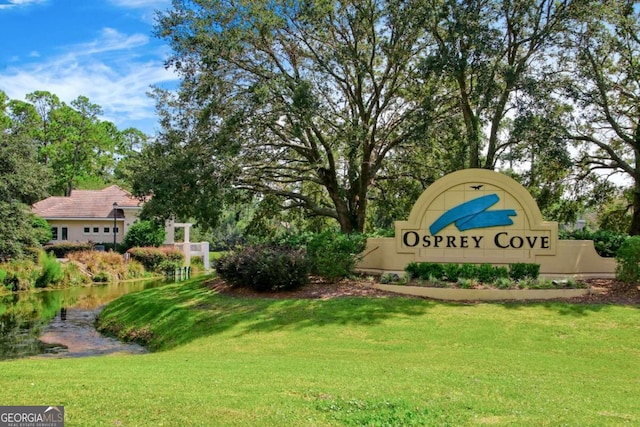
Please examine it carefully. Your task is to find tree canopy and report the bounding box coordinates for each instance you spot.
[150,0,631,233]
[2,90,145,196]
[0,131,50,259]
[153,0,442,232]
[564,1,640,234]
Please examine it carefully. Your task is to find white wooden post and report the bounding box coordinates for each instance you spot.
[202,241,210,270]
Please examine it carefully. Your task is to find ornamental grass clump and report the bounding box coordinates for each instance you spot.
[67,250,146,281]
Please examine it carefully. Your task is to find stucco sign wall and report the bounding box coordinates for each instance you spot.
[357,169,615,279]
[395,169,557,263]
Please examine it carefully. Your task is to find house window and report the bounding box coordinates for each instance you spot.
[61,227,68,240]
[114,227,119,233]
[84,227,90,234]
[104,227,110,233]
[51,227,58,240]
[93,227,99,233]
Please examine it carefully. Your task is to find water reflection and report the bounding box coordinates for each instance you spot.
[0,279,167,360]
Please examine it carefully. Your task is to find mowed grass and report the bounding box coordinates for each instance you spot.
[1,277,639,426]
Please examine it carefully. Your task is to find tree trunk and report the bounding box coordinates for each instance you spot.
[630,181,640,236]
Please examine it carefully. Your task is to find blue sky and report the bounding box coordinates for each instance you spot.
[0,0,179,135]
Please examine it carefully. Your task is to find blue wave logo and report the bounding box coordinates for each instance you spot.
[429,194,516,235]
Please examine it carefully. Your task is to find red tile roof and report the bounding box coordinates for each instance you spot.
[32,185,144,219]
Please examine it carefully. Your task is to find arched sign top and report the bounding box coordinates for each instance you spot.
[395,169,557,262]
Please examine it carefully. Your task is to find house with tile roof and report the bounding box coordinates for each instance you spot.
[32,185,147,244]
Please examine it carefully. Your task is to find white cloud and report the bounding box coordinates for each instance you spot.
[0,0,47,10]
[74,27,149,56]
[0,28,179,134]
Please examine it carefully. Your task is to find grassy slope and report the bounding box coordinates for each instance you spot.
[1,277,639,426]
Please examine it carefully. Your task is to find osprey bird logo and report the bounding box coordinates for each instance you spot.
[430,194,516,235]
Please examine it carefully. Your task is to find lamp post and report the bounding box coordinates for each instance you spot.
[112,202,118,251]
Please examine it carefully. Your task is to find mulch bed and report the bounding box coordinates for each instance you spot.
[206,276,640,305]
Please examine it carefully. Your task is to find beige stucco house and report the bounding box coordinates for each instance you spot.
[32,186,145,245]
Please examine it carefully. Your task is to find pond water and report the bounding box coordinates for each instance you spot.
[0,279,170,360]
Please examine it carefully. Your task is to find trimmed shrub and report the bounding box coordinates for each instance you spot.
[458,263,478,279]
[442,263,461,281]
[126,247,184,272]
[615,235,640,284]
[405,262,420,279]
[216,245,311,292]
[477,263,497,283]
[419,262,444,280]
[509,263,540,281]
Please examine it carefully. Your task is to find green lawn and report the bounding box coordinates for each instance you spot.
[1,277,639,426]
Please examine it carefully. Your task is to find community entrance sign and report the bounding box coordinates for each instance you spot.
[358,169,615,279]
[395,169,556,264]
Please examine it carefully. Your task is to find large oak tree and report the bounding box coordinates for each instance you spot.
[154,0,439,233]
[420,0,578,169]
[564,1,640,234]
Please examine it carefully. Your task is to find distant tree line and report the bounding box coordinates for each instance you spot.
[0,90,147,259]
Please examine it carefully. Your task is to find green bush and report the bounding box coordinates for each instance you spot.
[123,220,166,249]
[35,251,63,288]
[509,263,540,281]
[259,231,367,280]
[405,262,420,279]
[215,245,311,292]
[526,263,540,279]
[443,263,461,281]
[423,263,445,280]
[0,269,7,285]
[458,263,478,279]
[615,235,640,284]
[559,229,627,257]
[476,264,497,283]
[306,232,367,280]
